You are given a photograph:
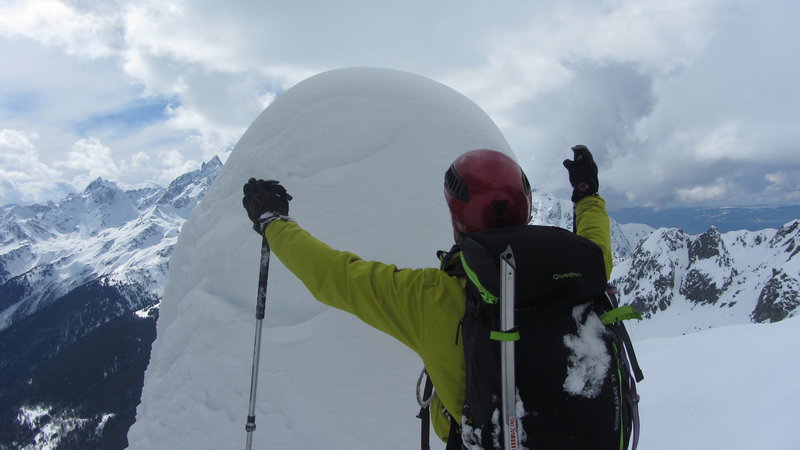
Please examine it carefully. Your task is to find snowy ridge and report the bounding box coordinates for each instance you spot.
[529,189,652,263]
[613,221,800,339]
[0,157,222,331]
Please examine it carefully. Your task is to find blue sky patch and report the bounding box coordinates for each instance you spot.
[0,91,42,115]
[75,96,178,137]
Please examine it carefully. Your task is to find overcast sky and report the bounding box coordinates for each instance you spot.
[1,0,798,209]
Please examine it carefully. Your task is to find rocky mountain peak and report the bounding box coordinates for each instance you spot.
[770,220,800,259]
[82,178,125,206]
[84,177,121,194]
[689,226,722,260]
[751,268,800,323]
[201,155,223,173]
[157,158,223,211]
[687,226,733,272]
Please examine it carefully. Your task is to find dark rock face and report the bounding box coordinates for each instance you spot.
[617,228,687,317]
[752,269,800,323]
[680,227,735,306]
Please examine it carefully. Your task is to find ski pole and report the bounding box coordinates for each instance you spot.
[245,237,271,450]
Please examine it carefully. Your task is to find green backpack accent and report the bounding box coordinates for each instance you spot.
[601,305,644,325]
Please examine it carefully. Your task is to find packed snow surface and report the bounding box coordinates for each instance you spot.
[129,68,800,449]
[562,303,611,399]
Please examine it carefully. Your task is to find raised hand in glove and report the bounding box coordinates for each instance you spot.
[242,178,292,234]
[562,145,599,203]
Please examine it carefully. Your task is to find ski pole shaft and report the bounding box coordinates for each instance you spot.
[245,238,271,450]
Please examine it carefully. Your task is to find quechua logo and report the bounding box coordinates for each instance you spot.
[552,272,584,280]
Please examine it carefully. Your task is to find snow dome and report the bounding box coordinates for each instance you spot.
[128,67,514,449]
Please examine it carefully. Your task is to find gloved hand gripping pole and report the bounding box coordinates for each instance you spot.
[245,237,270,450]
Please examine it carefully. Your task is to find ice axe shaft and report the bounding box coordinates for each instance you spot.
[500,246,518,450]
[245,238,270,450]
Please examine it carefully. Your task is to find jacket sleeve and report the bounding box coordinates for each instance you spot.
[263,219,462,355]
[574,195,613,280]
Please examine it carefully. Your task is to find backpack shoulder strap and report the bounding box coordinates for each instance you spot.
[438,245,465,277]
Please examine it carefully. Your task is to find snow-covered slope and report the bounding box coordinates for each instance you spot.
[635,315,800,450]
[0,157,222,331]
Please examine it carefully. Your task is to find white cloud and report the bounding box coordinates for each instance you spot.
[441,0,734,122]
[693,123,744,161]
[55,137,122,188]
[0,0,798,209]
[765,172,788,191]
[158,148,200,182]
[126,151,152,170]
[164,104,247,159]
[765,172,800,203]
[0,129,64,204]
[0,128,37,153]
[0,0,120,58]
[676,179,732,204]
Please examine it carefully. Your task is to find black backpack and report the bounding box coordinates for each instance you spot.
[419,225,643,450]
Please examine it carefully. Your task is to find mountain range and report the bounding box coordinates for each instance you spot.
[0,157,222,449]
[0,158,798,448]
[531,191,800,337]
[614,222,800,339]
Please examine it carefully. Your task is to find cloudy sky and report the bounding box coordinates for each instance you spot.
[1,0,798,209]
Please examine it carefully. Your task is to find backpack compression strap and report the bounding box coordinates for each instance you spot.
[604,285,644,450]
[603,286,644,382]
[417,370,463,450]
[417,369,434,450]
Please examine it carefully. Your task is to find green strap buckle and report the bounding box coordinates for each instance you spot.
[490,330,520,341]
[600,305,643,325]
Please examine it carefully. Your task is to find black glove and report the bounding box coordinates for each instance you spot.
[563,145,599,203]
[242,178,292,234]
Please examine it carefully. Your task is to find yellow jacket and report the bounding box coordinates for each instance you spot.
[264,195,612,441]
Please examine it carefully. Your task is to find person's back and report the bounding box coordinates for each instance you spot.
[242,146,638,449]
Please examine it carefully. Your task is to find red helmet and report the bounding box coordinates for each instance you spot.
[444,149,532,236]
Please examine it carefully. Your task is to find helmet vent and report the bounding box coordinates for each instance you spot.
[522,172,532,195]
[492,201,508,224]
[445,166,469,201]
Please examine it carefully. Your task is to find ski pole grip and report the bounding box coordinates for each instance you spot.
[255,238,270,320]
